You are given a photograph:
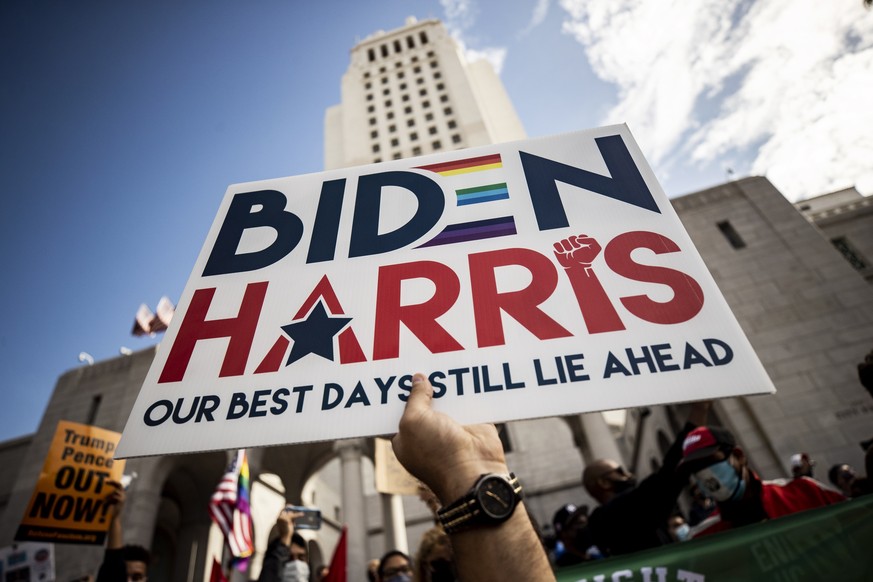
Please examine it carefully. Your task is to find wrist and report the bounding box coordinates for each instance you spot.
[433,461,509,505]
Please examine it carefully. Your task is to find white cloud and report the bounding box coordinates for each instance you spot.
[559,0,873,200]
[440,0,508,74]
[520,0,551,36]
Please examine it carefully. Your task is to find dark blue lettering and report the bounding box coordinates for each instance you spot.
[204,190,304,276]
[520,135,659,232]
[349,172,444,258]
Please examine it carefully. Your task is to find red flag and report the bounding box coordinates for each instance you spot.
[323,526,348,582]
[210,558,228,582]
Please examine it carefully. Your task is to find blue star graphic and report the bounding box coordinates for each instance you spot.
[281,302,352,366]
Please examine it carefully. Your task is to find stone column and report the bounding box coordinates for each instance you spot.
[578,411,625,466]
[380,493,408,554]
[336,439,368,582]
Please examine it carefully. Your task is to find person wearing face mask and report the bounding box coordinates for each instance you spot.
[666,514,691,543]
[376,550,412,582]
[258,509,310,582]
[681,426,846,538]
[565,401,712,556]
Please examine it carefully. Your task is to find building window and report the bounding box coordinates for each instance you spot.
[406,118,415,127]
[417,77,425,85]
[379,66,386,73]
[380,44,389,58]
[393,152,402,160]
[419,89,427,97]
[402,94,410,102]
[389,124,397,133]
[370,130,378,138]
[422,100,431,108]
[436,83,445,91]
[427,50,435,58]
[387,111,395,119]
[86,395,102,425]
[369,118,376,125]
[368,48,375,62]
[447,120,457,129]
[394,39,402,53]
[443,107,453,115]
[452,134,461,144]
[717,220,746,249]
[365,82,372,89]
[430,61,438,69]
[367,105,374,113]
[399,82,407,90]
[396,61,402,68]
[384,100,392,107]
[440,94,449,103]
[420,31,429,44]
[382,88,390,96]
[374,157,382,163]
[407,36,415,49]
[398,71,405,79]
[364,71,370,79]
[366,94,373,101]
[411,55,419,62]
[410,132,418,141]
[434,71,442,79]
[382,77,388,84]
[391,138,399,147]
[412,146,422,155]
[404,106,413,114]
[372,144,380,153]
[432,140,442,149]
[425,112,434,121]
[831,237,868,270]
[428,126,437,135]
[413,66,421,74]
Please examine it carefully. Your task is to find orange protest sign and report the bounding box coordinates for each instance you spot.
[15,420,126,545]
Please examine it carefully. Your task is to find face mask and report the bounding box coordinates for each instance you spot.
[695,459,746,502]
[672,523,691,542]
[386,574,412,582]
[282,559,310,582]
[611,476,637,494]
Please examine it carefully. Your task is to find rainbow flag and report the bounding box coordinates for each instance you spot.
[209,450,254,569]
[416,153,502,176]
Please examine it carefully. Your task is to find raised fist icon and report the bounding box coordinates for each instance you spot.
[553,234,602,269]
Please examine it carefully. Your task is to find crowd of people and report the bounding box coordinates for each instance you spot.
[90,359,873,581]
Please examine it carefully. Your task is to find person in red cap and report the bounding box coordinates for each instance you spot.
[680,426,846,537]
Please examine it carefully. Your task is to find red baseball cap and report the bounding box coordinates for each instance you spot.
[679,426,736,467]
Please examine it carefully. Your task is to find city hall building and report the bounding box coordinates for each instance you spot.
[1,17,871,582]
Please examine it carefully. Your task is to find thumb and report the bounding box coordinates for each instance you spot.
[403,373,434,418]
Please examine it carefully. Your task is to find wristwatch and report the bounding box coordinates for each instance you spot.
[437,473,523,534]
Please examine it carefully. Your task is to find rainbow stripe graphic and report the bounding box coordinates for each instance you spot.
[416,153,502,176]
[419,216,517,248]
[456,182,509,206]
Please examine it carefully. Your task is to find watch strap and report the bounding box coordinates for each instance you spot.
[438,473,522,534]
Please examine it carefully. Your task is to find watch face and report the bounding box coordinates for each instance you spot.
[476,475,517,519]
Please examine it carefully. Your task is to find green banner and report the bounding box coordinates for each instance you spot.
[556,496,873,581]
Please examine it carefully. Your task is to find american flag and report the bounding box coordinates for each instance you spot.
[209,449,254,564]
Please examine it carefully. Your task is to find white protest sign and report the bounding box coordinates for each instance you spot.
[116,125,774,458]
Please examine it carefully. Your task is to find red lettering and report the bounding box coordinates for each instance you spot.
[373,261,463,360]
[469,248,572,347]
[604,231,704,324]
[159,281,268,382]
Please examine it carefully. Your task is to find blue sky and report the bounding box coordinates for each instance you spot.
[1,0,870,442]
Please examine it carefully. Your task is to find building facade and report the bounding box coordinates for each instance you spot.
[1,16,872,582]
